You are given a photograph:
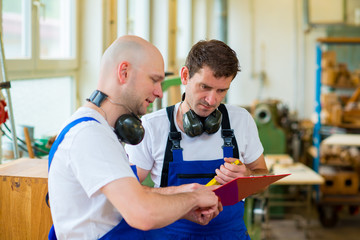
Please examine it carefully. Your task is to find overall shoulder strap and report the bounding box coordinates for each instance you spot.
[160,105,182,187]
[48,117,99,170]
[218,104,239,159]
[167,105,178,132]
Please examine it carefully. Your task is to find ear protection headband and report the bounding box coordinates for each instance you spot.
[87,90,145,145]
[182,107,222,137]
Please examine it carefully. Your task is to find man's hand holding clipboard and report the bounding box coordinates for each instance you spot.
[206,157,290,206]
[206,159,244,186]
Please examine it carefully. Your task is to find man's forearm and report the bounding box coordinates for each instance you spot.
[142,183,201,195]
[248,167,269,176]
[142,185,183,194]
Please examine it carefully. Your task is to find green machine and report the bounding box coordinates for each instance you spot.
[253,101,287,154]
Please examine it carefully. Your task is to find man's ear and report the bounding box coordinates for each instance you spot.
[117,62,129,84]
[180,66,190,85]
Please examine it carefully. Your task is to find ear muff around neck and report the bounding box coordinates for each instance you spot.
[203,109,222,134]
[183,110,204,137]
[114,113,145,145]
[87,90,145,145]
[182,108,222,137]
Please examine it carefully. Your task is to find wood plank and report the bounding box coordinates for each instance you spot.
[24,127,35,158]
[321,134,360,147]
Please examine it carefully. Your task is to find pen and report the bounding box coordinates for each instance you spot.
[206,159,243,186]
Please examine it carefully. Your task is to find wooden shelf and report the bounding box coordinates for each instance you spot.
[322,83,359,89]
[320,160,354,168]
[321,123,360,130]
[317,37,360,44]
[321,194,360,205]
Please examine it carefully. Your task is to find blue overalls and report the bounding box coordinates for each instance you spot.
[47,117,160,240]
[157,104,251,240]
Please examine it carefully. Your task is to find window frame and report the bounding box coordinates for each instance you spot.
[2,0,79,74]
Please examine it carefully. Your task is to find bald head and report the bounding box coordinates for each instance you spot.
[98,35,164,95]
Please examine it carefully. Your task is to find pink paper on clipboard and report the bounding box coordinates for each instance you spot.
[213,174,290,206]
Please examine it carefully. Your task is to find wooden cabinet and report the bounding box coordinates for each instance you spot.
[0,158,52,240]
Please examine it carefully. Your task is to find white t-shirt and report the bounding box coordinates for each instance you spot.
[48,107,136,240]
[125,103,263,187]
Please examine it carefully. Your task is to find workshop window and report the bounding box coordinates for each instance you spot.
[0,0,78,142]
[1,0,31,59]
[39,0,75,59]
[117,0,150,40]
[2,0,78,70]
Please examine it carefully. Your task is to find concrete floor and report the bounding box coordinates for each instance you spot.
[263,208,360,240]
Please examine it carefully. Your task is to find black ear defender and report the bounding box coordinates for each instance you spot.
[203,109,222,134]
[182,107,222,137]
[114,113,144,145]
[87,90,145,145]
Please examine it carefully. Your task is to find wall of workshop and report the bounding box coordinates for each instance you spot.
[226,0,360,119]
[77,0,305,117]
[227,0,313,119]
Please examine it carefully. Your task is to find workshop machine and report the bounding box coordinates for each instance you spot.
[253,100,287,155]
[250,101,288,234]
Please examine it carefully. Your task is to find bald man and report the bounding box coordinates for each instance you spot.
[47,35,221,240]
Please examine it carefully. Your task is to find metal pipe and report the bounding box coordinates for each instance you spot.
[0,31,20,159]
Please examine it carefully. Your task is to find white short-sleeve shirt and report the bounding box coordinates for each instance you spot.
[48,107,136,239]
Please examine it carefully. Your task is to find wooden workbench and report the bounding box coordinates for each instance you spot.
[264,154,324,238]
[265,154,324,185]
[0,158,52,240]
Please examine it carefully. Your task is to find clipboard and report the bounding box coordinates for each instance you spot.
[213,174,290,206]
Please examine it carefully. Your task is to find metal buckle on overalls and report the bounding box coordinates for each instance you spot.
[222,129,234,147]
[169,132,182,151]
